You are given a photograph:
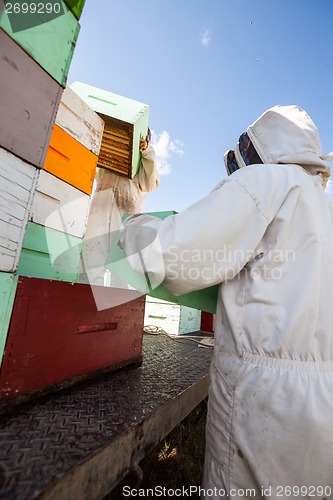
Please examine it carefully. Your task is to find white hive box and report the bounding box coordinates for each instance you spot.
[55,86,104,156]
[70,81,149,178]
[30,170,90,239]
[0,147,38,272]
[144,297,201,336]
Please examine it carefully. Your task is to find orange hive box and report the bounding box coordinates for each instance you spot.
[43,124,98,195]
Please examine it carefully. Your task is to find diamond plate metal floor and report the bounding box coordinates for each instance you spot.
[0,333,212,500]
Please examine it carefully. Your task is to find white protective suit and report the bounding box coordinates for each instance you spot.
[81,144,159,286]
[119,105,333,499]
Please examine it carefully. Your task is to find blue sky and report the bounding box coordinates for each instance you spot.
[68,0,333,213]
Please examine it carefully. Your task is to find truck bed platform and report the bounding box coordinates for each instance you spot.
[0,332,213,500]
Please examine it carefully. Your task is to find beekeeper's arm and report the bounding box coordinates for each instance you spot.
[134,140,159,193]
[119,171,274,296]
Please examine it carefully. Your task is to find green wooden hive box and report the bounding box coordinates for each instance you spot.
[17,222,83,283]
[0,1,80,87]
[64,0,85,19]
[105,212,218,314]
[0,272,18,368]
[70,81,150,179]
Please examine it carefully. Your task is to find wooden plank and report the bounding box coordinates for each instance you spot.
[97,161,128,176]
[43,124,98,195]
[0,29,63,168]
[56,86,104,155]
[0,272,18,368]
[17,222,82,282]
[100,143,130,158]
[0,2,80,86]
[104,129,130,142]
[0,277,144,402]
[70,82,150,178]
[30,170,90,238]
[0,148,39,272]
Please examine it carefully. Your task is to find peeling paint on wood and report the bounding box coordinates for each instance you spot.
[17,222,82,282]
[0,148,39,272]
[30,170,90,238]
[56,86,104,156]
[0,29,63,167]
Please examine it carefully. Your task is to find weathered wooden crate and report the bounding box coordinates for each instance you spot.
[0,277,145,407]
[0,148,39,273]
[0,29,63,168]
[144,297,201,335]
[0,1,80,86]
[55,86,104,156]
[70,81,149,178]
[30,170,90,239]
[0,272,18,369]
[43,124,98,195]
[17,222,82,283]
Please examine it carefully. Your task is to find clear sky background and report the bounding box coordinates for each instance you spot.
[68,0,333,213]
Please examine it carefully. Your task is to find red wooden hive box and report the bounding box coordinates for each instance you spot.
[0,277,145,410]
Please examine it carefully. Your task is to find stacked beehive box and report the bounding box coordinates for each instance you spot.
[107,211,219,314]
[18,86,103,282]
[144,297,202,336]
[0,1,83,386]
[0,4,146,410]
[70,81,150,178]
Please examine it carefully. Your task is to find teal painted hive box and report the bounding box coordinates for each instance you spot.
[17,222,82,283]
[105,212,218,314]
[0,272,18,368]
[70,82,150,179]
[0,1,80,86]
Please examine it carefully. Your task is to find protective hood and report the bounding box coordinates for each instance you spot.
[225,105,332,185]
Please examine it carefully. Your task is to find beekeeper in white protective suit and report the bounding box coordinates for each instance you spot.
[81,129,159,286]
[119,105,333,499]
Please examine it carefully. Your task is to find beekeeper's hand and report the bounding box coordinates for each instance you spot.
[139,136,149,153]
